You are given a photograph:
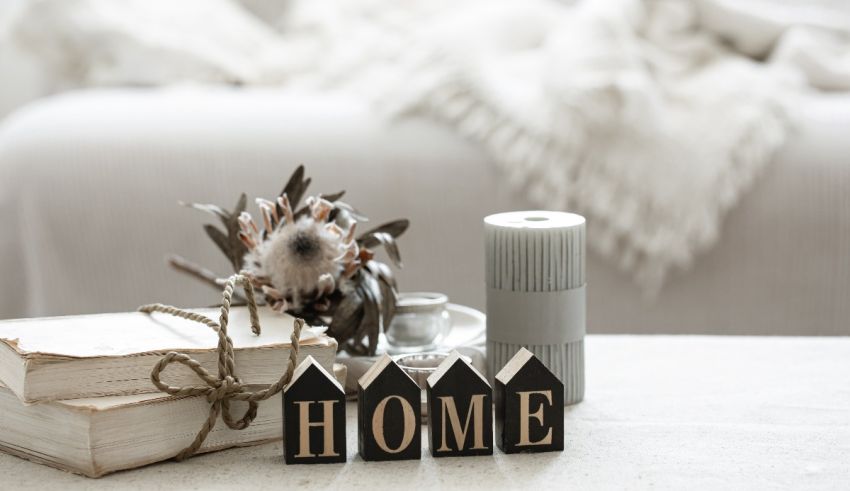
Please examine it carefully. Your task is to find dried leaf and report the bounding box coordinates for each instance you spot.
[293,205,310,220]
[168,254,227,293]
[226,193,249,271]
[356,278,381,355]
[234,193,247,215]
[378,261,398,288]
[182,193,248,272]
[180,202,229,229]
[357,219,409,248]
[281,165,304,198]
[280,165,312,210]
[322,190,345,202]
[329,289,363,342]
[375,270,397,332]
[361,271,383,305]
[333,200,368,222]
[367,232,403,268]
[203,224,234,267]
[365,260,396,288]
[364,261,398,332]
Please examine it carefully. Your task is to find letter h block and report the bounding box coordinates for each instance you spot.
[426,351,493,457]
[495,348,564,453]
[283,356,346,464]
[357,354,421,461]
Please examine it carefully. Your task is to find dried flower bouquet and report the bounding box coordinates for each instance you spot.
[170,166,408,356]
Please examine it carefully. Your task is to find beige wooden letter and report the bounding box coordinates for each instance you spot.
[372,395,416,453]
[295,400,340,457]
[437,394,487,451]
[517,390,553,446]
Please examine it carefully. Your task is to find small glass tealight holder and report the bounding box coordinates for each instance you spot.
[384,292,450,354]
[395,351,472,422]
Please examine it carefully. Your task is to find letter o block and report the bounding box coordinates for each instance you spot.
[358,354,421,461]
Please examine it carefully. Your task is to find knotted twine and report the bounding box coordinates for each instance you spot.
[138,273,302,461]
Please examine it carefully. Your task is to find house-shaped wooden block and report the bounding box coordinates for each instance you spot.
[283,356,346,464]
[426,350,493,457]
[495,348,564,453]
[357,354,421,461]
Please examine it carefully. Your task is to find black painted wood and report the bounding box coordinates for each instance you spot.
[357,356,422,461]
[495,350,564,454]
[283,359,346,464]
[426,355,493,457]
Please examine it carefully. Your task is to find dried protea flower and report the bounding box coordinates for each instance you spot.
[239,195,360,312]
[173,165,409,356]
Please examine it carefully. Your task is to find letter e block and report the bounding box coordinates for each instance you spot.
[494,348,564,453]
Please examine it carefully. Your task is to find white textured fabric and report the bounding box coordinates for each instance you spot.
[1,89,849,336]
[4,0,290,86]
[348,0,796,291]
[3,0,849,290]
[0,336,848,488]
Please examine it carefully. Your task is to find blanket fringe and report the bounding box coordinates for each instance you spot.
[386,54,790,294]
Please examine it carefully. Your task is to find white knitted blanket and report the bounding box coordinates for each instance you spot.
[4,0,849,291]
[300,0,848,290]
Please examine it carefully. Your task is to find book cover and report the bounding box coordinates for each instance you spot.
[0,307,337,403]
[0,363,347,477]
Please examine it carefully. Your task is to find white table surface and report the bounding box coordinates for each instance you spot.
[2,336,848,490]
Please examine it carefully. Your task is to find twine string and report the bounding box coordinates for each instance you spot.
[138,273,302,461]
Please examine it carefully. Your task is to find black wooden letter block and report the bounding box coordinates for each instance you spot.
[283,356,346,464]
[357,354,421,461]
[426,351,493,457]
[495,348,564,453]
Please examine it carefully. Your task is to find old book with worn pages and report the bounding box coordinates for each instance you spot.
[0,307,337,403]
[0,364,347,477]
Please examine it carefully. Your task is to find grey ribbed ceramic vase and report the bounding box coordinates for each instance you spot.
[484,211,586,405]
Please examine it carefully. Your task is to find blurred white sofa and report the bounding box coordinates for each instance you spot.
[0,88,848,335]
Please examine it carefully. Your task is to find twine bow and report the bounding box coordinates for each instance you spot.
[139,273,302,461]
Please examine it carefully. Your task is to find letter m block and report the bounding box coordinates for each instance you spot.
[426,351,493,457]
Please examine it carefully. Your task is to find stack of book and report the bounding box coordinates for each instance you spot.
[0,307,340,477]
